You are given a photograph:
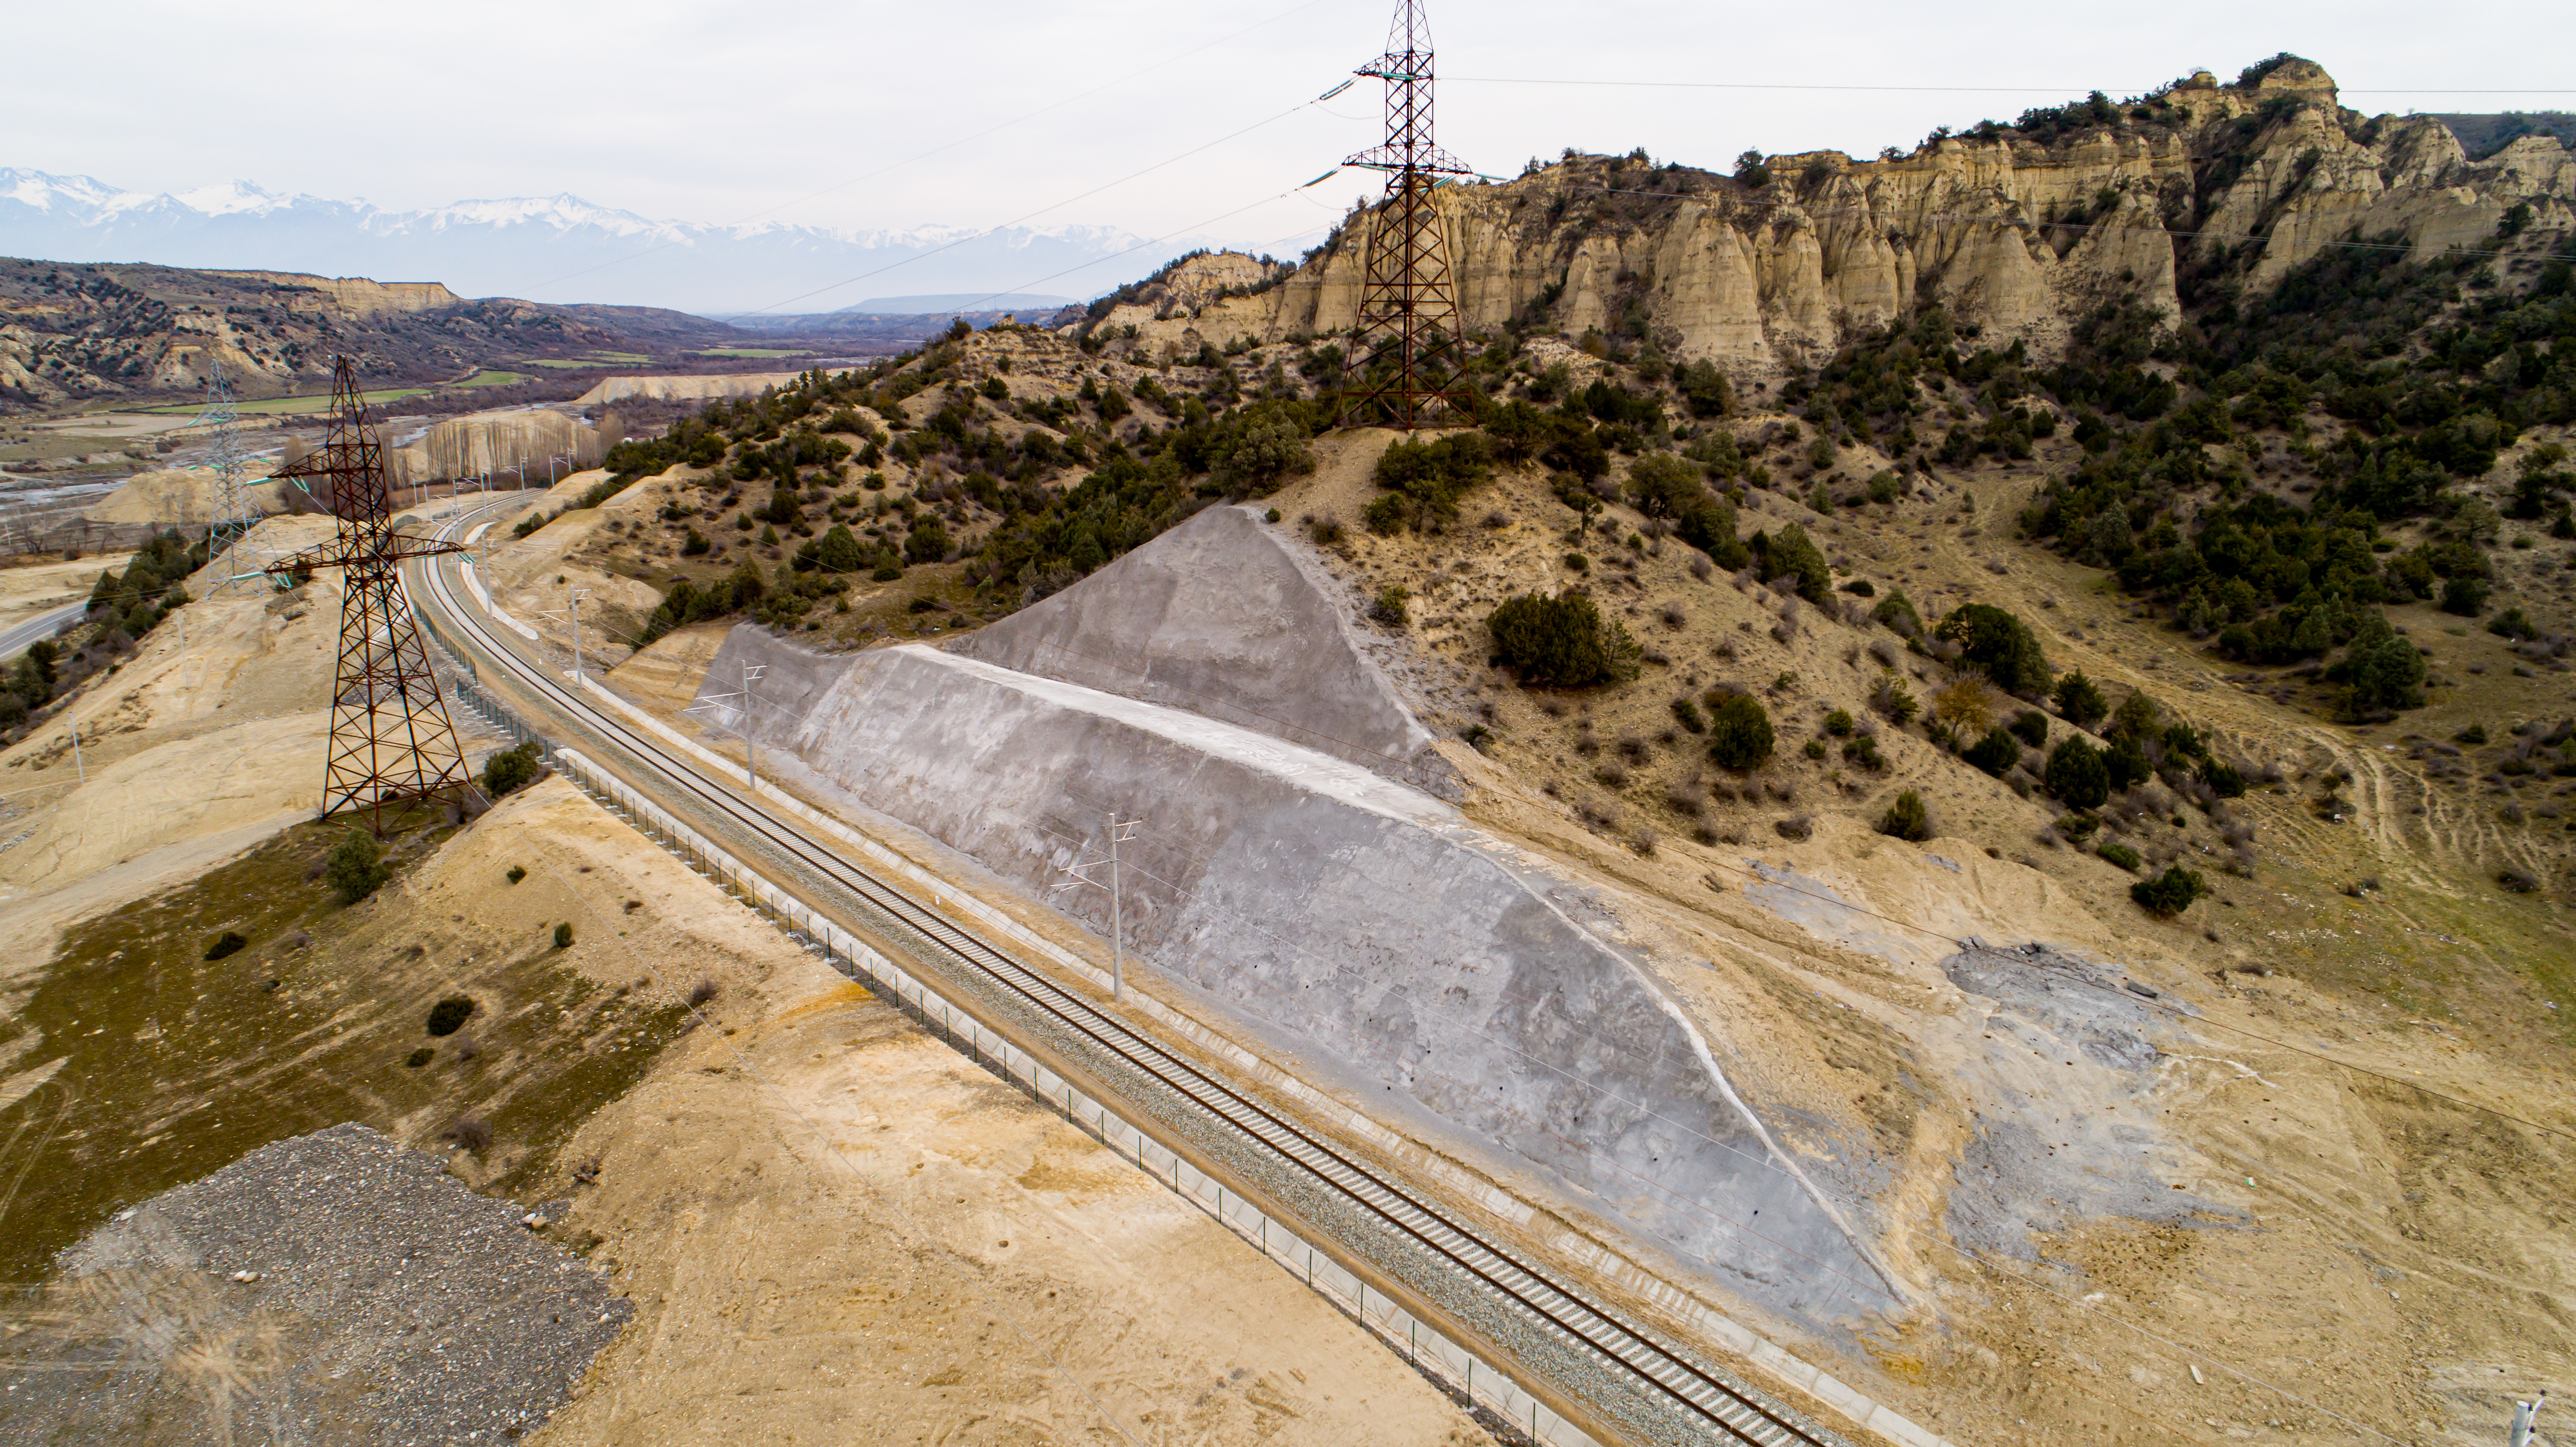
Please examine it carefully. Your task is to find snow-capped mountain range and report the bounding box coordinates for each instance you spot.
[0,169,1188,317]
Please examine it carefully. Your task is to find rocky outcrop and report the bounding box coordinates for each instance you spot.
[1105,59,2572,375]
[202,271,462,319]
[386,409,607,488]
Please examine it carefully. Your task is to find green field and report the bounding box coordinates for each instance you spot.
[692,347,810,359]
[454,369,531,387]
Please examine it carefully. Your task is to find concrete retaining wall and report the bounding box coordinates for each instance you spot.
[688,629,1898,1329]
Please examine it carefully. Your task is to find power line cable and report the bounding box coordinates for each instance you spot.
[904,179,1350,321]
[724,83,1361,322]
[530,0,1338,295]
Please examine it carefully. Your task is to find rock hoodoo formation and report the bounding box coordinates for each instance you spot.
[1092,59,2571,373]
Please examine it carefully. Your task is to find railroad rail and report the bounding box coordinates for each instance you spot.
[408,510,1849,1447]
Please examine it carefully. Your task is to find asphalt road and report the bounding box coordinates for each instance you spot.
[0,601,85,661]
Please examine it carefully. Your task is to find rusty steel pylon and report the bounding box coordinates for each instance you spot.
[266,356,470,831]
[1337,0,1473,432]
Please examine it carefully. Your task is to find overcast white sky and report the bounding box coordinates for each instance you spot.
[16,0,2571,257]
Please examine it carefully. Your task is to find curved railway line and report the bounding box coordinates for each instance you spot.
[407,504,1853,1447]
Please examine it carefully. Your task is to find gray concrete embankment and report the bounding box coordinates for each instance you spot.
[688,631,1899,1329]
[952,504,1460,799]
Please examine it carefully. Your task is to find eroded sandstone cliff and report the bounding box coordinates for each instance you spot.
[1099,58,2572,375]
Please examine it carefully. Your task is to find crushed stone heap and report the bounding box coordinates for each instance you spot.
[21,1122,628,1445]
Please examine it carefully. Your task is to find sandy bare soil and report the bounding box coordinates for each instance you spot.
[533,911,1490,1447]
[0,524,1497,1444]
[0,554,123,635]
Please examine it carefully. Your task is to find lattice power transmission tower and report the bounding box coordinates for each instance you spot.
[193,354,271,592]
[1337,0,1473,431]
[265,356,471,831]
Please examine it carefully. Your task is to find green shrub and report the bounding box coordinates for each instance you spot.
[2008,710,2049,748]
[1871,673,1919,724]
[1670,698,1706,733]
[2105,739,2151,792]
[815,524,867,574]
[1371,432,1494,529]
[1674,495,1748,570]
[2199,759,2247,797]
[2456,724,2488,745]
[505,865,527,884]
[480,740,542,799]
[1750,522,1832,604]
[2486,607,2537,641]
[2439,576,2490,616]
[2130,864,2207,916]
[405,1047,434,1068]
[2097,841,2143,871]
[1933,603,2054,697]
[1963,727,2021,776]
[426,995,478,1037]
[1707,694,1775,769]
[203,931,248,961]
[1623,453,1704,516]
[1871,588,1924,638]
[1877,789,1932,840]
[553,922,575,950]
[1486,592,1641,687]
[1804,739,1828,758]
[1370,584,1410,627]
[2053,670,2108,730]
[1842,734,1886,771]
[1675,357,1732,418]
[324,830,389,902]
[1362,494,1407,535]
[682,528,710,556]
[2044,737,2110,808]
[2338,635,2427,719]
[1823,709,1855,737]
[906,516,952,565]
[2106,689,2161,746]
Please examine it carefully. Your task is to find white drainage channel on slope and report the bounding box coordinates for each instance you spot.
[550,745,1598,1447]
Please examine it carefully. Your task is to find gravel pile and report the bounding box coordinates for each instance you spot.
[7,1122,627,1446]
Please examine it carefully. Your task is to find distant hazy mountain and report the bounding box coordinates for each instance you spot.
[835,292,1079,315]
[0,169,1188,316]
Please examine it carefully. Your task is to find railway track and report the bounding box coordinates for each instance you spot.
[409,511,1847,1447]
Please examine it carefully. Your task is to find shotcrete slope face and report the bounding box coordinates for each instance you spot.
[690,632,1898,1329]
[953,505,1456,797]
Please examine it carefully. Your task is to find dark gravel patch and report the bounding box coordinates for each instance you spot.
[2,1122,627,1447]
